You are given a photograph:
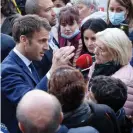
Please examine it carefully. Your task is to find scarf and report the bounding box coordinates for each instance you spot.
[92,61,121,78]
[58,32,86,66]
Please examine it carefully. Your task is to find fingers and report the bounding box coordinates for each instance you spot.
[65,53,75,61]
[51,46,75,72]
[54,46,75,58]
[53,46,75,62]
[62,46,75,57]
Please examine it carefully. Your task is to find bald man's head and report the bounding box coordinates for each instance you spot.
[16,89,62,133]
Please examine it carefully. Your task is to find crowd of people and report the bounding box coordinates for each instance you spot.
[1,0,133,133]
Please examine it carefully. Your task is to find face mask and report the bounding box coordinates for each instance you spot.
[53,7,62,15]
[109,11,126,25]
[61,28,80,39]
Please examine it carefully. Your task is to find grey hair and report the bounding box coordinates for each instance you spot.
[16,91,62,133]
[96,28,132,65]
[71,0,99,11]
[25,0,39,14]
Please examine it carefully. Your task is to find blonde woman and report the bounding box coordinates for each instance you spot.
[88,28,133,118]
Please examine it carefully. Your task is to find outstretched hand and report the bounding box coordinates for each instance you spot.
[50,46,75,74]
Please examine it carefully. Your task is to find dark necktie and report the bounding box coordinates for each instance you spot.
[29,63,40,83]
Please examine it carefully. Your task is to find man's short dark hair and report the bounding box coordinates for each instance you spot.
[48,65,86,113]
[89,76,127,112]
[12,14,51,43]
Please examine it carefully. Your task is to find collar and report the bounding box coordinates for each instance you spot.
[48,32,54,42]
[48,32,59,51]
[13,48,32,67]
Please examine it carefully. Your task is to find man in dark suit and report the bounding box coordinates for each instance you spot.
[1,33,16,62]
[25,0,60,79]
[1,14,50,133]
[1,14,75,133]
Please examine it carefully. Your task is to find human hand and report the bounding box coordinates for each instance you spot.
[49,46,75,74]
[127,115,133,123]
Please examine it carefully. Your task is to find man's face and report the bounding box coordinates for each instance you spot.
[76,3,92,22]
[37,0,56,26]
[24,28,49,61]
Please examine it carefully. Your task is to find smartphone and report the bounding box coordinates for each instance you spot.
[120,23,129,36]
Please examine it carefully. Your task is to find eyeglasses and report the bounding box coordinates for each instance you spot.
[94,43,106,54]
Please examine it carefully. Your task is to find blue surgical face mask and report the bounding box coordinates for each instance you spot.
[109,11,126,25]
[61,28,80,39]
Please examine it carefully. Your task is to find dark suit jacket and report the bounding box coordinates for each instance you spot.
[1,50,48,133]
[1,33,15,62]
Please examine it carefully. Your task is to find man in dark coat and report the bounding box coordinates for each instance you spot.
[1,33,15,62]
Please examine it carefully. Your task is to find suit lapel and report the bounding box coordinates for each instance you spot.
[23,65,39,84]
[9,51,39,84]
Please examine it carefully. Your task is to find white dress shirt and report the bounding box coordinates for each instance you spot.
[13,48,32,72]
[48,32,59,51]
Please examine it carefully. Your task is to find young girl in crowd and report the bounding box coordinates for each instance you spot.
[107,0,133,28]
[58,6,86,66]
[107,0,133,43]
[81,18,108,60]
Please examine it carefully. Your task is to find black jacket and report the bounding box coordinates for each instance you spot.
[116,108,133,133]
[1,14,21,36]
[1,33,15,62]
[62,101,120,133]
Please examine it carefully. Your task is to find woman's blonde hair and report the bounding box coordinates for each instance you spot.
[96,28,132,66]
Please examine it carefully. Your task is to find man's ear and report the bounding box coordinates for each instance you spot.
[18,122,25,133]
[20,35,28,46]
[89,4,95,13]
[56,112,64,132]
[60,112,63,124]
